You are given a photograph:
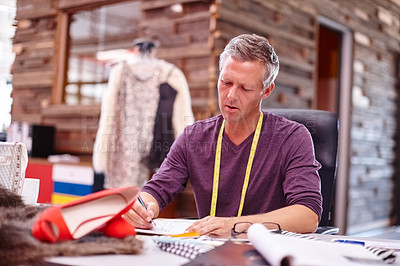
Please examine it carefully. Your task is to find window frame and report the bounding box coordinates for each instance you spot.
[52,0,132,105]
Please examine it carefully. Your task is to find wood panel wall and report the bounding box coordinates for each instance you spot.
[313,0,400,234]
[12,1,57,124]
[210,0,317,109]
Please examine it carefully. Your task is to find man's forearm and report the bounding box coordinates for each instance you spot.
[185,204,319,238]
[236,204,319,233]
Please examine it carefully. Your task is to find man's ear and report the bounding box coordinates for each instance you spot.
[261,83,275,100]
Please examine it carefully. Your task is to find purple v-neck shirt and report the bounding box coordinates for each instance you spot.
[142,111,322,219]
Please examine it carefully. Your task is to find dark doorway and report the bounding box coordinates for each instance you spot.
[318,17,353,233]
[317,25,341,114]
[316,24,343,227]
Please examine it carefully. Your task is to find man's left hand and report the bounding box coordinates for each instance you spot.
[184,216,237,238]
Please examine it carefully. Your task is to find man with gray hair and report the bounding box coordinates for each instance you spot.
[125,33,322,238]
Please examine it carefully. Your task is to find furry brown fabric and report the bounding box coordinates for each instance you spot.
[0,187,143,266]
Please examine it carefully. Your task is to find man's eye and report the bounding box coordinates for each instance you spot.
[222,80,231,85]
[242,87,249,91]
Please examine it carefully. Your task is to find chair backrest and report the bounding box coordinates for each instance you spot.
[266,109,339,227]
[0,142,28,195]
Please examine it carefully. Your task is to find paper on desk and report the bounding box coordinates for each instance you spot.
[247,223,387,266]
[135,218,198,235]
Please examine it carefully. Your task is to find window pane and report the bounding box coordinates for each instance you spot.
[66,0,141,105]
[0,1,16,132]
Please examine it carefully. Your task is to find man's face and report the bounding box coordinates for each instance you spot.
[218,56,273,125]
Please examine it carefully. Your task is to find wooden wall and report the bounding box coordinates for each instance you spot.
[209,0,317,110]
[11,0,400,233]
[313,0,400,234]
[12,1,57,123]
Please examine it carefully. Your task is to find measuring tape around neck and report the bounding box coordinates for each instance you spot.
[210,112,264,217]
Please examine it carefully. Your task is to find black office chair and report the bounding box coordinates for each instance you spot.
[266,108,339,234]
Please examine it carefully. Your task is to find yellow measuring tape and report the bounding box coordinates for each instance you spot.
[210,112,264,217]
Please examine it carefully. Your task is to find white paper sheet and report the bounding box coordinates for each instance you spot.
[247,223,387,266]
[135,218,197,235]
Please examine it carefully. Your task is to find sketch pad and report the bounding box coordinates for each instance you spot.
[135,218,197,235]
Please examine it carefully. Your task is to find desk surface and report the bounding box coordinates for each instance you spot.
[44,233,400,266]
[44,236,190,266]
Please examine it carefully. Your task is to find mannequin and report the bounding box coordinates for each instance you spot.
[93,39,194,189]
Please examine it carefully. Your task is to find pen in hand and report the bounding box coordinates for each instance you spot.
[138,196,156,227]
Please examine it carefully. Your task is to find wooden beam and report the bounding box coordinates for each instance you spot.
[42,104,101,117]
[57,0,126,11]
[52,12,69,105]
[157,42,211,59]
[141,0,209,10]
[12,71,54,87]
[279,56,315,73]
[216,5,315,48]
[16,10,57,20]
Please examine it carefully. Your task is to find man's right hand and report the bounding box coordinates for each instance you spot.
[123,192,159,229]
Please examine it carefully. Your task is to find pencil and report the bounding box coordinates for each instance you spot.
[138,196,156,227]
[170,231,200,238]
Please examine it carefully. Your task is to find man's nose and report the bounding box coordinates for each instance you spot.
[227,85,239,100]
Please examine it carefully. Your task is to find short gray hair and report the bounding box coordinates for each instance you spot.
[219,34,279,90]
